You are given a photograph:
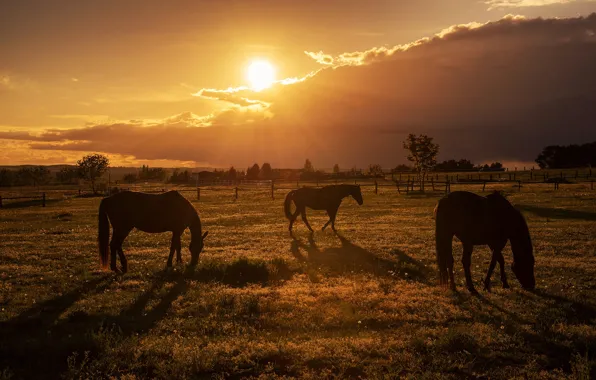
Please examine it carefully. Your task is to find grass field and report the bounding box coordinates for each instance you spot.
[1,184,595,379]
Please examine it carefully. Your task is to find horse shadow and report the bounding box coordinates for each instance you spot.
[517,204,596,221]
[290,233,429,283]
[0,270,190,379]
[451,289,596,374]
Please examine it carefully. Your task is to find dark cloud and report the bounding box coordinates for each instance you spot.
[5,13,596,167]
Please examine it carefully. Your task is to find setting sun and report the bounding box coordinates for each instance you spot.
[247,60,276,91]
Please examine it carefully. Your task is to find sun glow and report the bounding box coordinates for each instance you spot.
[247,60,276,91]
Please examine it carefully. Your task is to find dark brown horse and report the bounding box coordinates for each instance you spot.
[434,191,535,293]
[98,190,208,273]
[284,184,363,233]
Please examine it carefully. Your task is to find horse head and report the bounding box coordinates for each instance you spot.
[352,185,364,205]
[487,192,535,289]
[509,211,535,290]
[189,231,209,265]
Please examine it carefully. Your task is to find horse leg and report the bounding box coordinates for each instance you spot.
[462,243,476,293]
[175,232,183,264]
[167,233,176,267]
[496,250,510,288]
[116,228,131,273]
[483,251,498,292]
[323,206,339,232]
[109,228,126,273]
[300,207,314,232]
[289,209,300,233]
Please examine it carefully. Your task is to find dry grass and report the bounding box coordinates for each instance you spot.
[0,185,595,379]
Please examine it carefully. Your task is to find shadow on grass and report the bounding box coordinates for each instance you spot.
[449,289,596,376]
[517,204,596,221]
[1,198,62,209]
[0,256,296,379]
[290,233,429,283]
[190,256,294,287]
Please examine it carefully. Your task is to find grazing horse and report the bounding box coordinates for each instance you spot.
[434,191,535,293]
[284,184,363,233]
[98,190,208,273]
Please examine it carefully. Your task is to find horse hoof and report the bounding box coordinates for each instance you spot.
[468,287,479,295]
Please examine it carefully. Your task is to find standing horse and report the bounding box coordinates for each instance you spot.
[434,191,535,293]
[98,190,208,273]
[284,184,363,233]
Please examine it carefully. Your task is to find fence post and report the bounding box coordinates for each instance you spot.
[78,188,81,196]
[518,180,521,191]
[374,180,378,195]
[235,187,238,200]
[42,192,46,207]
[0,195,2,208]
[592,180,594,190]
[431,178,435,191]
[396,181,401,194]
[197,187,201,201]
[271,180,275,200]
[482,181,486,192]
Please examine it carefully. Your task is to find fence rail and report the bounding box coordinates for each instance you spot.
[2,175,595,208]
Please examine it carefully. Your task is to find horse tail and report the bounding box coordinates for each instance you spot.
[434,200,452,287]
[98,199,110,270]
[284,190,296,220]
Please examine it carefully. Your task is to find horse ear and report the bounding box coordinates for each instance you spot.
[202,231,209,239]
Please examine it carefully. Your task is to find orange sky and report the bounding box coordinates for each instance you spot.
[1,1,596,168]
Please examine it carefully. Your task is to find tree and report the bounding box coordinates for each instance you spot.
[56,167,80,184]
[535,142,596,169]
[367,164,384,177]
[392,164,413,173]
[303,159,314,173]
[227,166,237,180]
[403,134,439,191]
[435,159,474,172]
[333,164,340,174]
[77,154,110,193]
[260,163,273,179]
[403,134,439,174]
[0,169,15,187]
[123,173,137,183]
[246,163,260,180]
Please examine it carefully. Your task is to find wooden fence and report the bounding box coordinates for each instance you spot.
[2,175,595,208]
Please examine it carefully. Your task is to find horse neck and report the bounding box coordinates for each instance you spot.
[508,212,533,263]
[341,185,356,199]
[189,214,202,240]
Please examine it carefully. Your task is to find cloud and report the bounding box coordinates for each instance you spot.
[0,73,37,92]
[3,13,596,167]
[486,0,575,10]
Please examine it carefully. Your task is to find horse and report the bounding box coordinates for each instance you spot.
[434,190,535,293]
[284,184,363,234]
[98,190,208,273]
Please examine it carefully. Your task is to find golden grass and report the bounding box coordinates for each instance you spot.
[0,185,595,378]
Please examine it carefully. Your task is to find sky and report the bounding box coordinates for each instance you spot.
[1,0,596,169]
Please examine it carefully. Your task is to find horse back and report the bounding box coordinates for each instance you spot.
[102,191,195,232]
[435,191,505,245]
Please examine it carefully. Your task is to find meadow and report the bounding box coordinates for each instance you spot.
[1,183,595,379]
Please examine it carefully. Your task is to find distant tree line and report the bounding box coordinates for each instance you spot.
[535,141,596,169]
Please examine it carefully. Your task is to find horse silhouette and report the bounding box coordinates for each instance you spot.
[284,184,363,234]
[434,191,535,293]
[98,190,208,273]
